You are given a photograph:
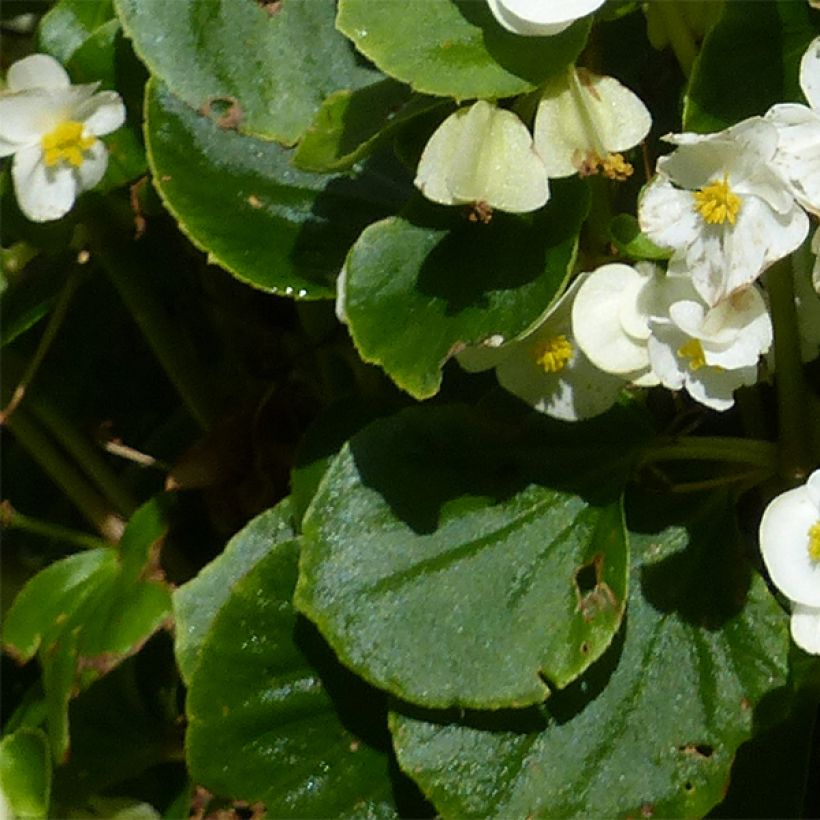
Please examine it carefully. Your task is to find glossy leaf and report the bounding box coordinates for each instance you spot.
[115,0,376,144]
[389,493,791,818]
[609,213,672,262]
[173,499,296,685]
[294,79,447,173]
[185,537,398,817]
[337,0,591,100]
[37,0,115,63]
[342,179,588,398]
[296,404,651,709]
[0,728,51,820]
[145,79,409,300]
[2,498,173,761]
[683,1,818,131]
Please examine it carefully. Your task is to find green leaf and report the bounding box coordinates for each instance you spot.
[342,179,588,399]
[337,0,591,100]
[2,498,173,761]
[294,79,448,173]
[37,0,115,63]
[173,499,296,685]
[683,0,818,132]
[609,213,672,262]
[296,403,651,709]
[0,728,51,820]
[145,79,409,300]
[389,492,791,818]
[115,0,377,145]
[185,537,398,817]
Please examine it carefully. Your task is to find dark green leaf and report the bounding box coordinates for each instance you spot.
[296,404,651,709]
[337,0,591,100]
[294,79,448,173]
[342,179,588,399]
[145,79,410,299]
[37,0,115,63]
[389,492,791,818]
[173,499,296,685]
[609,213,671,262]
[115,0,377,144]
[185,538,398,817]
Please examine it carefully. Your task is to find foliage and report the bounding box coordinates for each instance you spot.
[1,1,819,818]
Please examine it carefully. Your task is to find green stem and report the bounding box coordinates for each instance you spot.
[86,211,219,432]
[642,435,777,470]
[655,2,699,77]
[5,409,124,541]
[0,267,80,424]
[764,256,814,481]
[1,501,111,551]
[29,396,138,517]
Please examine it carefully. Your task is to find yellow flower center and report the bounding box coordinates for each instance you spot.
[41,121,95,168]
[533,334,573,374]
[693,174,742,225]
[601,153,633,181]
[808,521,820,562]
[678,338,707,371]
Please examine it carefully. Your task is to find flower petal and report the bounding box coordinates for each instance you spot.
[7,53,70,92]
[75,91,126,136]
[800,36,820,111]
[0,91,60,147]
[76,139,109,191]
[790,603,820,655]
[759,482,820,607]
[486,0,603,36]
[638,175,700,250]
[12,144,78,222]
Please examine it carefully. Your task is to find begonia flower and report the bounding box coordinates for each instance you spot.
[486,0,605,36]
[0,53,125,222]
[766,36,820,215]
[415,100,549,216]
[533,67,651,180]
[457,276,626,421]
[638,118,809,306]
[759,469,820,655]
[571,262,664,385]
[646,277,772,411]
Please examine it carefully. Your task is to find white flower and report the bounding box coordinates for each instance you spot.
[646,277,772,411]
[457,276,626,421]
[0,53,125,222]
[486,0,606,36]
[766,36,820,215]
[638,118,809,306]
[571,262,667,385]
[415,100,549,216]
[533,67,651,180]
[759,469,820,655]
[813,226,820,296]
[795,241,820,363]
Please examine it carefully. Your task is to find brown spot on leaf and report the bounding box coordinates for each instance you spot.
[640,803,654,818]
[679,743,713,758]
[200,96,244,130]
[258,0,282,15]
[575,553,619,621]
[247,194,263,209]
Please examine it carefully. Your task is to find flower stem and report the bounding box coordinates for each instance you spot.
[654,2,699,77]
[86,209,220,432]
[1,500,111,551]
[5,408,124,541]
[642,435,777,470]
[764,256,815,481]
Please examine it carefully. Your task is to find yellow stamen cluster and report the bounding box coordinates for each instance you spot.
[573,151,633,181]
[41,121,95,168]
[693,174,741,225]
[808,521,820,562]
[677,338,707,371]
[533,334,573,374]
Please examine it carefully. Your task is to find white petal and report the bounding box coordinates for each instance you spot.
[0,91,60,147]
[6,53,70,92]
[76,139,108,190]
[638,175,700,250]
[800,36,820,111]
[75,91,126,136]
[684,362,756,411]
[486,0,604,36]
[759,483,820,607]
[533,69,650,178]
[12,144,78,222]
[766,103,820,215]
[647,320,686,391]
[791,604,820,655]
[572,263,651,374]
